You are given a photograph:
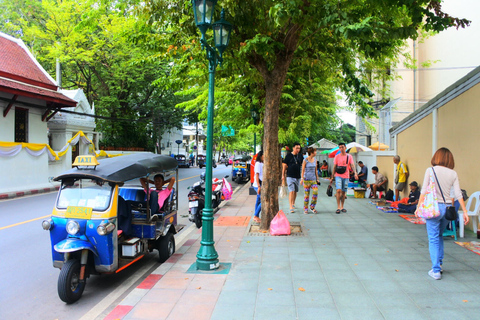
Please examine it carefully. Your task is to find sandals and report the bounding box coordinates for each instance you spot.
[341,209,347,213]
[290,208,295,213]
[310,208,318,214]
[304,210,308,214]
[253,217,261,223]
[335,209,341,214]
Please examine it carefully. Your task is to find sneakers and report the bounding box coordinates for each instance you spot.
[428,269,442,280]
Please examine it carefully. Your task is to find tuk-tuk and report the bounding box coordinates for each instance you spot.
[197,154,216,169]
[174,154,189,168]
[42,153,179,304]
[231,155,251,183]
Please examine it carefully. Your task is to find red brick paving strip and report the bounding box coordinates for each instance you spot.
[213,216,250,227]
[104,305,134,320]
[136,274,163,290]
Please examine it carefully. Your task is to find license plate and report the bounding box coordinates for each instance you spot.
[189,201,198,208]
[65,206,93,219]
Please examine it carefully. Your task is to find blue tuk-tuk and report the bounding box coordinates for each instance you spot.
[42,153,179,303]
[231,155,251,183]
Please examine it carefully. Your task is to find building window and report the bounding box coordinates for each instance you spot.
[15,108,28,142]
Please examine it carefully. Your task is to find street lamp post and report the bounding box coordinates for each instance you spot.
[191,0,232,271]
[250,108,259,155]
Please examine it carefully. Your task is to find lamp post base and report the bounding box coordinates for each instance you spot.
[195,257,220,271]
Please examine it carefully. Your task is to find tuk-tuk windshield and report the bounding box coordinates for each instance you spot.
[57,179,113,211]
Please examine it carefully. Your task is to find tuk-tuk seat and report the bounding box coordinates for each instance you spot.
[119,188,147,211]
[117,196,132,236]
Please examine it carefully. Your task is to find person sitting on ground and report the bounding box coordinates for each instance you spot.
[367,166,387,199]
[398,181,420,213]
[140,174,176,210]
[357,161,368,185]
[320,160,329,177]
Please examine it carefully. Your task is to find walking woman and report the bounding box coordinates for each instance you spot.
[300,147,319,214]
[252,151,263,223]
[416,148,469,280]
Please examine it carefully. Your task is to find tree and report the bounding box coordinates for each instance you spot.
[0,0,187,150]
[142,0,470,229]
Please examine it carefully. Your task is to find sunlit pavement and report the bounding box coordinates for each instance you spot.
[105,180,480,320]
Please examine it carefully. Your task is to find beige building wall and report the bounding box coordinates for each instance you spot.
[396,114,433,198]
[418,0,480,103]
[437,83,480,195]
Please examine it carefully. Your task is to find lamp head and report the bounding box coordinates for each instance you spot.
[212,9,233,57]
[192,0,218,38]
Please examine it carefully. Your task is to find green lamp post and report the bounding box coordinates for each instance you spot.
[191,0,232,271]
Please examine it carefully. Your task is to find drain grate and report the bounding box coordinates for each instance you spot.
[247,222,305,236]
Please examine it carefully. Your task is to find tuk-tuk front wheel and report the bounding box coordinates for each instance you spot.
[58,259,86,304]
[157,233,175,263]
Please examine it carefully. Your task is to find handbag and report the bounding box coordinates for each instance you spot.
[416,168,440,219]
[335,154,350,174]
[279,183,288,199]
[270,210,291,235]
[431,168,458,221]
[326,183,333,197]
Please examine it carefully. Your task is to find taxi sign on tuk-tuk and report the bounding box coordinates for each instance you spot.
[72,155,99,168]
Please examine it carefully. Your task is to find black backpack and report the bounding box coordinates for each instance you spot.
[385,189,394,201]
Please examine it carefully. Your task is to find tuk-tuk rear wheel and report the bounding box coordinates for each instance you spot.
[58,259,86,304]
[157,233,175,263]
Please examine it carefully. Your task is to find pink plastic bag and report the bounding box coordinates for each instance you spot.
[270,210,291,236]
[222,178,232,201]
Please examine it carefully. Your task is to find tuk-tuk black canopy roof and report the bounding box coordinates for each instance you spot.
[234,155,251,161]
[54,153,178,184]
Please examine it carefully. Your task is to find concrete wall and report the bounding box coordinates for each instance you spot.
[396,114,433,197]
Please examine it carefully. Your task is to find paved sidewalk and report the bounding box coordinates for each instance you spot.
[103,179,480,320]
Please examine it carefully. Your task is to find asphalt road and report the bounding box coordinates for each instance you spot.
[0,164,244,320]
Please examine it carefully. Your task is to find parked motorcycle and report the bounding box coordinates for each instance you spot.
[187,173,229,228]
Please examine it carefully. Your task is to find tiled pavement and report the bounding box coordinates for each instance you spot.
[104,179,480,320]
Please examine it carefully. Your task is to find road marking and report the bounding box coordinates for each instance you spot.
[0,214,50,231]
[178,175,200,182]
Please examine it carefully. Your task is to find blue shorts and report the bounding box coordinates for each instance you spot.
[335,177,349,192]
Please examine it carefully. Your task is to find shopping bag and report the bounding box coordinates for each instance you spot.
[365,188,371,199]
[270,210,291,236]
[326,183,333,197]
[416,168,440,219]
[222,178,233,201]
[279,184,288,199]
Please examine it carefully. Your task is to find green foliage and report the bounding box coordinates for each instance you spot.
[0,0,187,149]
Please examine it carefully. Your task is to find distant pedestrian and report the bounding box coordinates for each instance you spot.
[397,181,420,213]
[367,166,387,198]
[252,151,263,223]
[320,160,329,177]
[282,142,303,213]
[331,143,357,214]
[357,161,368,185]
[416,147,469,280]
[300,147,319,214]
[394,155,409,201]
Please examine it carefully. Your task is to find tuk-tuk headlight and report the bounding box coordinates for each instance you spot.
[66,220,80,235]
[97,222,115,236]
[42,218,53,230]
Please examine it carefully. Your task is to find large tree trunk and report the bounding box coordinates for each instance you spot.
[254,25,302,230]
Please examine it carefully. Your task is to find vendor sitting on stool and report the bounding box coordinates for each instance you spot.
[367,166,387,198]
[397,181,420,213]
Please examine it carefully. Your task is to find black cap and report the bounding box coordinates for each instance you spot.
[409,181,418,187]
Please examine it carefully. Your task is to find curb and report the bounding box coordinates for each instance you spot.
[0,186,59,200]
[102,183,251,320]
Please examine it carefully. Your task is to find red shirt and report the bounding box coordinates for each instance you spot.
[333,153,352,179]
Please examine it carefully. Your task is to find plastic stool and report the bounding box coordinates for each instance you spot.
[443,221,457,241]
